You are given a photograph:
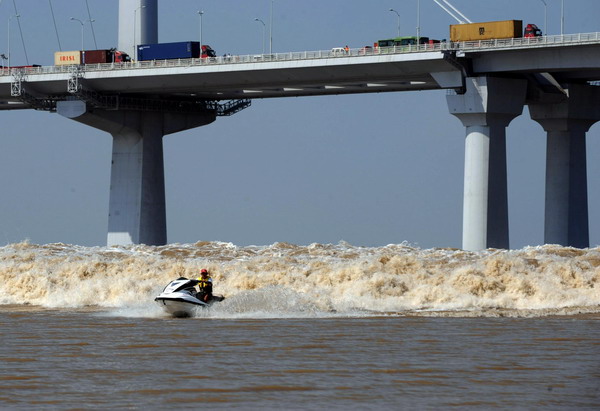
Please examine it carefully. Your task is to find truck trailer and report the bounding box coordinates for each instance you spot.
[450,20,523,42]
[54,49,130,66]
[84,50,130,64]
[137,41,216,61]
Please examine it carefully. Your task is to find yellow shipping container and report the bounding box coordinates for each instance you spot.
[450,20,523,42]
[54,51,82,66]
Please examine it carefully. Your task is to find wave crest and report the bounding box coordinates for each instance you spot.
[1,242,598,317]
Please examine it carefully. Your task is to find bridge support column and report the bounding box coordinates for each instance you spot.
[107,113,166,246]
[529,84,600,248]
[57,102,215,245]
[447,77,527,251]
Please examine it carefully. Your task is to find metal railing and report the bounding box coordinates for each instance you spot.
[2,31,600,78]
[449,31,600,51]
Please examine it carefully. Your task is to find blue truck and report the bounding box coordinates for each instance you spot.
[137,41,216,61]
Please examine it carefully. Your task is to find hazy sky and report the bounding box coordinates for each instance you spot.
[0,0,599,249]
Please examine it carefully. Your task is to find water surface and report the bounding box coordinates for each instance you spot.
[1,307,598,409]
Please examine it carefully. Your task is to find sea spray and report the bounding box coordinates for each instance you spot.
[1,241,599,317]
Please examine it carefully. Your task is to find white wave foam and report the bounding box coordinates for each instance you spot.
[1,241,599,317]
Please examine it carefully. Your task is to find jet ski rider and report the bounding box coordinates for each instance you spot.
[196,269,214,303]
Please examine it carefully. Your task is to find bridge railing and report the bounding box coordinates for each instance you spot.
[2,31,600,77]
[449,31,600,51]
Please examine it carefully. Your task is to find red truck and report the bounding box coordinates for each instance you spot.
[201,45,216,58]
[84,50,131,64]
[524,24,542,37]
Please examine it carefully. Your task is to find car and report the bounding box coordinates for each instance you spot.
[330,47,348,56]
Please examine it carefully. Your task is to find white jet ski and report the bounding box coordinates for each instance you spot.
[154,277,224,318]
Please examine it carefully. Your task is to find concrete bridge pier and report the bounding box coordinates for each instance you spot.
[57,102,215,245]
[57,0,219,246]
[529,84,600,248]
[447,77,527,251]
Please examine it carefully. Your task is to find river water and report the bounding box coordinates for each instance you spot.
[1,241,599,409]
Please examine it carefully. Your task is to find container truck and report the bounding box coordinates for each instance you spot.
[450,20,523,42]
[54,49,130,66]
[83,50,130,64]
[136,41,216,61]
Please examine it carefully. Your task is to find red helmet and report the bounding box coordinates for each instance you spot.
[200,269,208,275]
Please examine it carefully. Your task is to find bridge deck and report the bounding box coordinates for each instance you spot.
[0,31,599,107]
[1,31,599,77]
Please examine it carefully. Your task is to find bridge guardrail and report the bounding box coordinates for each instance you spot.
[450,31,600,51]
[2,31,599,77]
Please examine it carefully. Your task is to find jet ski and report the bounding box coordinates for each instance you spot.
[154,277,224,318]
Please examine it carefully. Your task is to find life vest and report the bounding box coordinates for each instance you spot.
[197,277,212,292]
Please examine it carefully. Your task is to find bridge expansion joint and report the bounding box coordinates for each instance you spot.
[441,50,468,94]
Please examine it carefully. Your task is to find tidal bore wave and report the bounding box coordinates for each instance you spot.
[1,241,599,318]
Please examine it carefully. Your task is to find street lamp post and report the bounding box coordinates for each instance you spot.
[254,18,266,54]
[539,0,547,35]
[560,0,564,35]
[133,5,146,59]
[197,10,204,47]
[70,18,84,52]
[8,14,20,70]
[416,0,420,41]
[269,0,274,55]
[389,8,401,38]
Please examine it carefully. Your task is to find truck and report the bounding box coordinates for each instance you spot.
[524,23,542,37]
[450,20,543,42]
[450,20,523,42]
[136,41,216,61]
[54,49,130,66]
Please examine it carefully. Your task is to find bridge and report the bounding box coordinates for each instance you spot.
[1,0,599,251]
[2,31,600,101]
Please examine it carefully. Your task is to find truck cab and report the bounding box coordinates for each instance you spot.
[524,24,542,37]
[113,51,131,63]
[201,45,216,58]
